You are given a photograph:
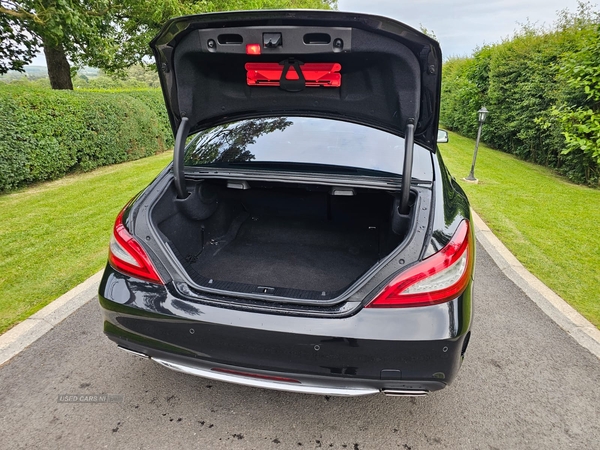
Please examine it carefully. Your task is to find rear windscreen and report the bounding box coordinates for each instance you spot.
[184,117,433,180]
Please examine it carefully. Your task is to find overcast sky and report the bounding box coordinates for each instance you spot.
[338,0,590,58]
[29,0,591,65]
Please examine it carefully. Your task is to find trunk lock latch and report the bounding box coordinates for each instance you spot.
[263,33,282,48]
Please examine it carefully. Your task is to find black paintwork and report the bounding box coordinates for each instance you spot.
[99,264,472,390]
[98,12,472,394]
[98,143,473,392]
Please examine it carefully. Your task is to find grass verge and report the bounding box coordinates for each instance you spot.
[0,151,172,334]
[1,135,598,334]
[440,132,600,328]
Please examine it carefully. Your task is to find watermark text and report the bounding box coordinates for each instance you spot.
[57,394,123,403]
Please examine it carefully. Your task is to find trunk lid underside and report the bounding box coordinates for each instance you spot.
[150,10,442,151]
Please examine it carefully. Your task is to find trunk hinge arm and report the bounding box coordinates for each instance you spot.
[399,118,415,215]
[173,117,191,199]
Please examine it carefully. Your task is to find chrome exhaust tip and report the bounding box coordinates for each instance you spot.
[117,345,150,359]
[383,389,429,397]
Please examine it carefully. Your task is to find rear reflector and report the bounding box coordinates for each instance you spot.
[211,368,301,384]
[108,207,163,284]
[366,220,473,308]
[246,62,341,87]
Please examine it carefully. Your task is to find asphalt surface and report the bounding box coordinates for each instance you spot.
[1,243,599,450]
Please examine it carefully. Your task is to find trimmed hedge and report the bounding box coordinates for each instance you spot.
[0,86,173,192]
[440,9,600,186]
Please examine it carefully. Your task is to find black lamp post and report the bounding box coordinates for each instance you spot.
[465,107,489,182]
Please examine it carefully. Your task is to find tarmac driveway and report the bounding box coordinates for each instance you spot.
[0,243,599,449]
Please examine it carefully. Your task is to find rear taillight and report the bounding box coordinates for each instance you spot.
[367,220,472,308]
[108,208,163,284]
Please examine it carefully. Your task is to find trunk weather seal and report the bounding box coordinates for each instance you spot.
[184,167,432,188]
[143,178,425,307]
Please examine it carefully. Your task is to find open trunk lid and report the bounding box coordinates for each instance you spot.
[150,10,442,151]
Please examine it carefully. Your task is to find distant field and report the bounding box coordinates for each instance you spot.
[0,65,99,81]
[440,132,600,328]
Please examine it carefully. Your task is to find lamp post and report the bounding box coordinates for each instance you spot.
[464,107,489,182]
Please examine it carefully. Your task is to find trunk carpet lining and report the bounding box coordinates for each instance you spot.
[185,214,380,297]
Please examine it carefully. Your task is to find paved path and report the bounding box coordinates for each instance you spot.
[1,243,599,449]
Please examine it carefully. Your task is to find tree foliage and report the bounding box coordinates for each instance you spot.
[440,2,600,186]
[0,0,336,88]
[0,12,39,73]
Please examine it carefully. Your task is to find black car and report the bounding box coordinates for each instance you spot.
[99,10,474,397]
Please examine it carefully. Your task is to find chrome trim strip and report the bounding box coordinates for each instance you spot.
[118,346,149,359]
[383,389,429,397]
[152,357,379,397]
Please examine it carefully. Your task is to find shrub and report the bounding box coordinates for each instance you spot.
[549,24,600,184]
[0,86,173,192]
[440,4,600,186]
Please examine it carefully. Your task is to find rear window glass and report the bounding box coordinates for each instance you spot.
[184,117,433,180]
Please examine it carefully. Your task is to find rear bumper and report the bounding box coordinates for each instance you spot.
[113,341,437,397]
[99,266,473,396]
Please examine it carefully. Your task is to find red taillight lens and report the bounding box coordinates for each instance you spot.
[367,220,473,308]
[108,208,163,284]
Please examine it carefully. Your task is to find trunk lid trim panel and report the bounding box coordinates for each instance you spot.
[150,10,442,152]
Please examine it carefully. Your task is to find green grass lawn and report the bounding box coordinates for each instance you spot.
[1,135,598,334]
[440,132,600,328]
[0,152,172,334]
